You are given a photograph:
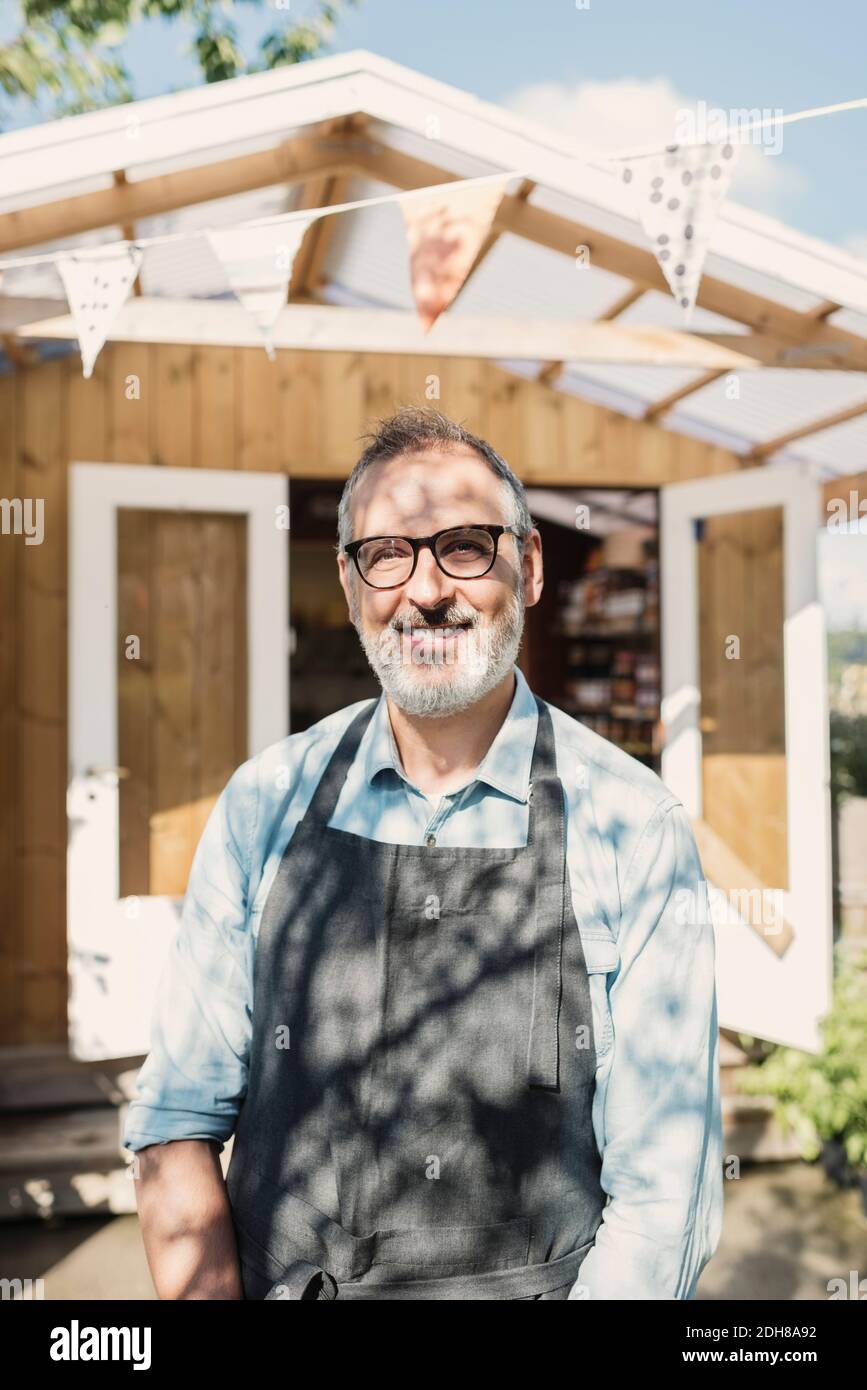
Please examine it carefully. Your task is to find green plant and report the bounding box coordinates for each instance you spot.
[830,710,867,802]
[736,943,867,1169]
[0,0,359,124]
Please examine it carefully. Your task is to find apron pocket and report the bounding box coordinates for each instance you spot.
[373,1212,531,1274]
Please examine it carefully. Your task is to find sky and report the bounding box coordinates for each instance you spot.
[2,0,864,251]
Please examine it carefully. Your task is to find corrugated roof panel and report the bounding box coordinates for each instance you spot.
[447,234,631,321]
[783,413,867,473]
[528,179,651,254]
[321,178,635,321]
[615,288,749,334]
[134,183,300,298]
[1,225,126,297]
[665,368,867,445]
[555,367,653,419]
[559,363,713,405]
[321,174,415,309]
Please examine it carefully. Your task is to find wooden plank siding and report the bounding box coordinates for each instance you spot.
[0,342,743,1045]
[698,509,788,893]
[117,509,247,899]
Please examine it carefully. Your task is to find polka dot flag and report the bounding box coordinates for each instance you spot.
[620,139,741,322]
[57,246,143,378]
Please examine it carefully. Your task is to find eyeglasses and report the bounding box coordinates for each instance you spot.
[343,523,522,590]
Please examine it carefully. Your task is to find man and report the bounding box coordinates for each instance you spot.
[124,406,723,1301]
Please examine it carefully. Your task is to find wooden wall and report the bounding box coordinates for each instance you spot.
[0,343,743,1046]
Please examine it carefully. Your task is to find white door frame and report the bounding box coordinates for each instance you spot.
[68,462,289,1061]
[661,462,833,1052]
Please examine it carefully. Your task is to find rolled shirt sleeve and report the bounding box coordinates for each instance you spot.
[121,759,258,1154]
[572,797,724,1299]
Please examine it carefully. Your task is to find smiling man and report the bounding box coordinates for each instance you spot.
[124,405,724,1301]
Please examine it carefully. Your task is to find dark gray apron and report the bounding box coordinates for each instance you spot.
[225,694,606,1300]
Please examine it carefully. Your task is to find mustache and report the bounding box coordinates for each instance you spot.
[388,611,479,631]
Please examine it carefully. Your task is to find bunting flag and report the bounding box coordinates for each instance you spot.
[400,174,513,331]
[620,139,741,321]
[205,215,320,357]
[56,246,143,378]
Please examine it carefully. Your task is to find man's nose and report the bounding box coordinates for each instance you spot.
[404,543,455,610]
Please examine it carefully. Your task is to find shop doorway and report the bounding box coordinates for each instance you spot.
[523,488,661,771]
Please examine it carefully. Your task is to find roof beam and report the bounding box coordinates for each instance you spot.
[347,142,867,372]
[643,368,727,421]
[0,296,67,330]
[0,128,358,254]
[805,299,840,321]
[536,283,645,384]
[289,115,367,300]
[112,170,141,296]
[288,172,346,301]
[745,395,867,460]
[536,360,565,385]
[597,284,645,321]
[4,129,865,371]
[14,297,766,367]
[0,331,39,368]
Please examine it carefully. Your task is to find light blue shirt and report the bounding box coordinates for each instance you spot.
[123,664,723,1300]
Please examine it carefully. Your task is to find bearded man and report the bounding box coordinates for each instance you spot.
[124,406,723,1302]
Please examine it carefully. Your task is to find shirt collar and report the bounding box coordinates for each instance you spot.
[363,664,538,804]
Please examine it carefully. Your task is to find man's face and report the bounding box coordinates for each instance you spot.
[337,447,543,717]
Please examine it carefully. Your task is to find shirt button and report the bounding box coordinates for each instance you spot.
[426,833,437,847]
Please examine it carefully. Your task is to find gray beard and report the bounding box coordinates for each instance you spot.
[350,583,525,718]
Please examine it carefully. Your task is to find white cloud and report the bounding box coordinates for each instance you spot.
[502,76,808,218]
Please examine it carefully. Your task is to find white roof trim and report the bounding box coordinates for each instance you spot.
[1,49,866,315]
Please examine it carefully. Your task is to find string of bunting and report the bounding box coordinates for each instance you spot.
[1,94,864,378]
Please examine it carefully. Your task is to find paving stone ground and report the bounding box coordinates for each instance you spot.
[1,1160,865,1301]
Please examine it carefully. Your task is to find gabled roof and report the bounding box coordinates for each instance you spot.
[2,48,866,477]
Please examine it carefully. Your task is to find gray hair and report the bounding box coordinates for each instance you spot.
[336,406,535,554]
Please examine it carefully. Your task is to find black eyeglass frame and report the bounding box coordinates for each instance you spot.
[343,523,523,590]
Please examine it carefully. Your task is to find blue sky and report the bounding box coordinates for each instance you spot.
[2,0,866,249]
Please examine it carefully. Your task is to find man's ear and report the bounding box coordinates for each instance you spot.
[521,528,544,609]
[337,551,354,617]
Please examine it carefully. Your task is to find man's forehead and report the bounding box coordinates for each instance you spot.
[353,448,506,529]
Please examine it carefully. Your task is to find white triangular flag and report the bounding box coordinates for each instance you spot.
[57,246,143,378]
[206,216,319,358]
[620,139,741,321]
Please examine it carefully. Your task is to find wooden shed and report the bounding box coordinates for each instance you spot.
[1,50,865,1075]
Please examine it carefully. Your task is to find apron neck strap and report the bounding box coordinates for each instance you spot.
[528,695,559,787]
[300,698,379,829]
